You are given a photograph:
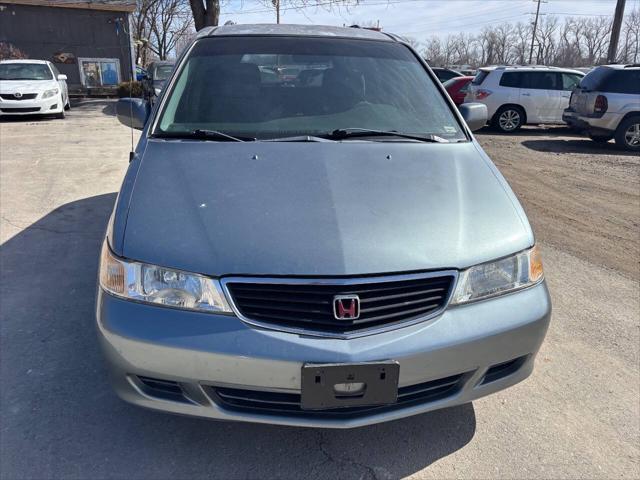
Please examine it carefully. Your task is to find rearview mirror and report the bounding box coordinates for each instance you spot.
[57,74,67,81]
[116,97,150,130]
[459,103,488,132]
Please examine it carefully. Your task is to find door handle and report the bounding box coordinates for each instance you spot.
[522,93,530,96]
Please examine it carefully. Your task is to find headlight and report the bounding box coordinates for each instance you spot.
[451,246,543,304]
[99,241,232,313]
[154,87,162,95]
[42,88,59,99]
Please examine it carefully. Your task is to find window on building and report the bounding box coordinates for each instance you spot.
[78,58,121,87]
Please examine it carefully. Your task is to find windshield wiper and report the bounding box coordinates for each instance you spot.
[153,129,254,142]
[264,135,337,142]
[324,128,450,143]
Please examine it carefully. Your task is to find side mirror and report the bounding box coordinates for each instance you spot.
[57,74,67,81]
[116,97,150,130]
[459,102,488,132]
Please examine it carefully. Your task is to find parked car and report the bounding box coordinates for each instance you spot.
[431,66,463,83]
[466,65,584,133]
[104,24,550,429]
[143,60,175,102]
[563,64,640,151]
[0,59,70,119]
[444,75,474,106]
[135,65,148,82]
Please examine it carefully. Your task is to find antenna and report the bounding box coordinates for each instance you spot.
[118,15,136,160]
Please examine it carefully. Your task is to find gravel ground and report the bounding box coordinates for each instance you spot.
[1,102,638,479]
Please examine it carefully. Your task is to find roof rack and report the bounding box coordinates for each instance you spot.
[494,65,561,70]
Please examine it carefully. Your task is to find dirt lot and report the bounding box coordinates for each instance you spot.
[482,127,639,281]
[1,102,639,479]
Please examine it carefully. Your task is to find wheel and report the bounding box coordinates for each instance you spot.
[55,109,65,119]
[588,134,612,143]
[493,106,524,133]
[64,98,71,110]
[614,116,640,151]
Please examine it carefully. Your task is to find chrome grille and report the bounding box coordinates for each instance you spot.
[0,93,38,100]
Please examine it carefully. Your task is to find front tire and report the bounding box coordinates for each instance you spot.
[615,116,640,151]
[493,106,524,133]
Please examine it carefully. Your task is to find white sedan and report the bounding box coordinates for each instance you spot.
[0,59,70,119]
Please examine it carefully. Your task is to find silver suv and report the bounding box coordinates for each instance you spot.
[563,64,640,151]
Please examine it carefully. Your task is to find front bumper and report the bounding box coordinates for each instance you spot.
[96,281,551,428]
[0,95,62,115]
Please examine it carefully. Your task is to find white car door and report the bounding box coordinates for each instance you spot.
[518,71,562,123]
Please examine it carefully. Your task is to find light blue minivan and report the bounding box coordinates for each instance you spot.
[98,24,551,428]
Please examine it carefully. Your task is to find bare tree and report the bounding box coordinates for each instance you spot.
[535,16,558,65]
[188,0,220,30]
[512,22,532,64]
[423,35,444,65]
[403,36,423,51]
[478,26,498,65]
[131,0,159,65]
[494,24,514,64]
[416,9,638,68]
[619,8,640,62]
[145,0,194,60]
[581,16,612,64]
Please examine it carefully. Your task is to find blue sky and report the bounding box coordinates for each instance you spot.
[219,0,633,42]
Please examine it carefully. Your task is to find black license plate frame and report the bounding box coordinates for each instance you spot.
[301,361,400,410]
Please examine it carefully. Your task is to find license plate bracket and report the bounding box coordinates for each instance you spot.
[301,362,400,410]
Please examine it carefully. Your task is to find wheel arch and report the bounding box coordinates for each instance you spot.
[492,103,528,124]
[619,111,640,125]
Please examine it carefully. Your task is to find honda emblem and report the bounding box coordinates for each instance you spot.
[333,295,360,320]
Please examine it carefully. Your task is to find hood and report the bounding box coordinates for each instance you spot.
[121,140,533,276]
[0,79,57,94]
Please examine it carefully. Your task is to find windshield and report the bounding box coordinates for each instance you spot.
[0,63,53,81]
[155,36,465,141]
[154,64,174,81]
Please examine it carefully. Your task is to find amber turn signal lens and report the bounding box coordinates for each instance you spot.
[100,242,125,294]
[529,245,544,282]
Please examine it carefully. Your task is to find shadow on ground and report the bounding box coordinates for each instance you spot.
[0,112,59,123]
[0,194,476,479]
[521,138,635,156]
[475,125,577,137]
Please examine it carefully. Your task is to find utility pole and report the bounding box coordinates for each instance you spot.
[528,0,544,64]
[607,0,626,63]
[275,0,280,24]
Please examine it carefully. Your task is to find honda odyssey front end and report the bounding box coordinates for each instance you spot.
[97,24,551,428]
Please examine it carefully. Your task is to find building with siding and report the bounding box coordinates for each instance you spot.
[0,0,136,94]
